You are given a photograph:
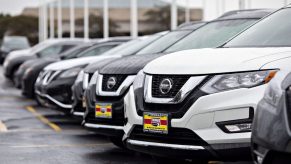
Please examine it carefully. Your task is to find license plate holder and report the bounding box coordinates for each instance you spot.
[95,103,112,119]
[143,112,169,134]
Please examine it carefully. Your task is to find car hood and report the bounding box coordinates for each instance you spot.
[44,55,121,71]
[144,48,291,75]
[25,58,59,69]
[83,58,120,74]
[99,54,164,75]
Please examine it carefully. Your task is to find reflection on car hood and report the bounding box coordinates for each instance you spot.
[44,55,121,71]
[99,54,164,75]
[83,58,120,74]
[144,48,291,75]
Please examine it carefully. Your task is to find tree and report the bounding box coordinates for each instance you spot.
[0,15,38,45]
[144,5,186,31]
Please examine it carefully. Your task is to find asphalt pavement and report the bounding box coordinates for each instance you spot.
[0,67,253,164]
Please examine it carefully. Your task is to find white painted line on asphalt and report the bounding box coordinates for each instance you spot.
[0,121,7,132]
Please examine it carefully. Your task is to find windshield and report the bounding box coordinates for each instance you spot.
[164,19,257,53]
[2,37,30,50]
[224,8,291,48]
[38,44,63,57]
[62,46,90,60]
[30,41,53,53]
[102,35,162,56]
[76,44,117,58]
[137,30,191,55]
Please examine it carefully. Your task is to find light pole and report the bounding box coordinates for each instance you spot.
[70,0,75,38]
[84,0,89,40]
[50,1,54,39]
[103,0,109,39]
[171,0,178,30]
[43,1,48,40]
[185,0,190,23]
[130,0,138,38]
[239,0,246,10]
[39,0,44,42]
[57,0,62,39]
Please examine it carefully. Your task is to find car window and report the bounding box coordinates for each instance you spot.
[60,45,75,53]
[77,44,117,57]
[63,46,90,60]
[102,35,162,57]
[225,8,291,48]
[38,45,62,57]
[136,31,191,55]
[165,19,257,53]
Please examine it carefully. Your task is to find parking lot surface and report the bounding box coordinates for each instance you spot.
[0,67,253,164]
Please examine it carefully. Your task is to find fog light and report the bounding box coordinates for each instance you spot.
[224,123,252,132]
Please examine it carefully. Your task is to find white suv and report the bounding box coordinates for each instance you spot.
[124,6,291,162]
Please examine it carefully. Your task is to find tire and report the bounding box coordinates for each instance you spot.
[154,156,208,164]
[109,137,126,149]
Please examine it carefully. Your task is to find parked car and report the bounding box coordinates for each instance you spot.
[252,70,291,164]
[18,43,92,97]
[4,39,61,63]
[3,39,84,79]
[71,34,174,118]
[124,7,291,163]
[34,38,131,112]
[82,9,271,150]
[0,36,30,63]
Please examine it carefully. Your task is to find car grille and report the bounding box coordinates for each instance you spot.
[102,74,127,92]
[129,125,208,146]
[152,75,191,98]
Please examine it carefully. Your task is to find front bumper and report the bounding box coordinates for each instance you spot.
[35,77,75,110]
[124,85,267,160]
[83,89,126,138]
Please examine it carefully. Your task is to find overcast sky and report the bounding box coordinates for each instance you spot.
[0,0,289,20]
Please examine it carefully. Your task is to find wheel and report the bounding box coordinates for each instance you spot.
[154,156,208,164]
[109,137,126,149]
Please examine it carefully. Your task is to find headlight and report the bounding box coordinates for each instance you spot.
[133,70,145,91]
[59,67,83,79]
[201,70,277,94]
[75,70,84,83]
[89,71,98,87]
